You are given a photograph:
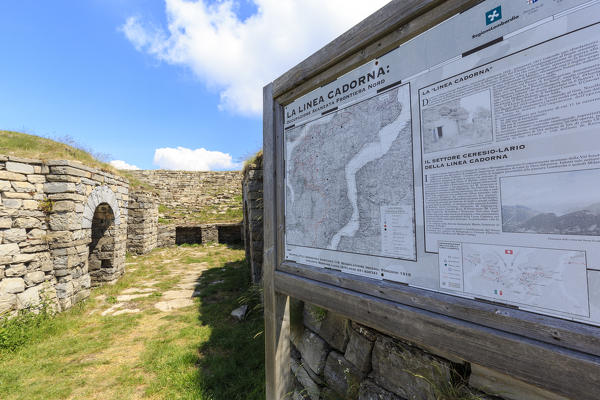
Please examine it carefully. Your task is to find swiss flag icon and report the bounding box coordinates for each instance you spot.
[505,249,513,255]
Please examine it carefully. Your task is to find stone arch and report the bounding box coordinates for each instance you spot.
[82,186,121,229]
[88,203,116,287]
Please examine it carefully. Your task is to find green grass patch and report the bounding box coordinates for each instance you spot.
[0,244,263,400]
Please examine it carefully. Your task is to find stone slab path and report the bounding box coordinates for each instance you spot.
[97,255,210,317]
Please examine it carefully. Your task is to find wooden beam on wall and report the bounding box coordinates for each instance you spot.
[279,262,600,357]
[263,83,291,400]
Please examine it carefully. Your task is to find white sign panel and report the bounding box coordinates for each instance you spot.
[284,0,600,326]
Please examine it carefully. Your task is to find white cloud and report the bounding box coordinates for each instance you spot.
[121,0,390,116]
[153,146,239,170]
[110,159,141,170]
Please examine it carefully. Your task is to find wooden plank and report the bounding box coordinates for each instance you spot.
[263,83,292,400]
[279,262,600,357]
[274,270,600,400]
[274,0,483,105]
[275,97,285,268]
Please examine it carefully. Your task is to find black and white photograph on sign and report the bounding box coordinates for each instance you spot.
[285,85,416,261]
[501,169,600,236]
[422,90,493,154]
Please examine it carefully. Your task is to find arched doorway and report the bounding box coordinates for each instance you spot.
[88,203,116,287]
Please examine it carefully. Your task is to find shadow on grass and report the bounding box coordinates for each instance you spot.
[193,259,265,400]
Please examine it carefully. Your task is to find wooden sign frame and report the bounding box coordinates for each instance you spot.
[263,1,600,399]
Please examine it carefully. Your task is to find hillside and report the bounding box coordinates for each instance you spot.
[0,130,152,190]
[0,130,116,172]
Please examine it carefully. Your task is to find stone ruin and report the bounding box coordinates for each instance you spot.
[0,155,245,316]
[0,156,128,314]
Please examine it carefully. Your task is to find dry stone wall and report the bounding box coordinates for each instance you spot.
[0,156,128,314]
[127,190,158,255]
[242,157,263,283]
[290,303,568,400]
[126,170,242,222]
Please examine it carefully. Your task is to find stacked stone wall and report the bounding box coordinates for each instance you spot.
[0,156,128,314]
[242,158,263,283]
[290,302,567,400]
[127,190,158,255]
[157,224,176,248]
[126,170,242,221]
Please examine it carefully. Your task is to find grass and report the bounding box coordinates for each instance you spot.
[0,130,153,190]
[0,244,265,400]
[0,130,116,173]
[242,150,263,175]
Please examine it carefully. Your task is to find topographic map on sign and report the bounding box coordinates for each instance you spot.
[462,243,589,316]
[285,85,416,261]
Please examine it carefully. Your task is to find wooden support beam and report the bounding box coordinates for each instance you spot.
[263,83,291,400]
[275,270,600,400]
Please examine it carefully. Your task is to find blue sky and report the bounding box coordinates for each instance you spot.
[0,0,388,170]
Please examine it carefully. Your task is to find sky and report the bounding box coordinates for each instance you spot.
[0,0,389,170]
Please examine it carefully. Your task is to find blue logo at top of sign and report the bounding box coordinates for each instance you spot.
[486,6,502,25]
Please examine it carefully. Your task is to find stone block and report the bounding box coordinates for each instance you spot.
[358,380,403,400]
[0,171,26,181]
[49,165,91,178]
[291,357,321,400]
[469,364,568,400]
[0,217,11,229]
[371,336,451,400]
[43,182,76,193]
[14,217,41,228]
[73,288,90,304]
[304,305,350,352]
[22,200,39,210]
[27,174,46,184]
[3,191,32,199]
[0,293,16,314]
[52,200,76,212]
[324,351,364,399]
[46,174,81,183]
[11,181,36,193]
[13,253,36,263]
[16,286,40,309]
[56,281,74,299]
[0,243,20,256]
[49,213,80,231]
[58,297,71,311]
[3,228,27,243]
[24,271,46,286]
[5,264,27,277]
[3,199,22,209]
[47,193,85,201]
[297,328,329,375]
[344,327,374,373]
[0,180,11,191]
[5,161,34,174]
[0,277,25,294]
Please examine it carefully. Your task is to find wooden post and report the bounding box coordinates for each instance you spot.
[263,83,291,400]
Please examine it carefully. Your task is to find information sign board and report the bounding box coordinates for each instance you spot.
[283,0,600,326]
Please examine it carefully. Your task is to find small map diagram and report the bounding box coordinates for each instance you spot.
[462,243,589,316]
